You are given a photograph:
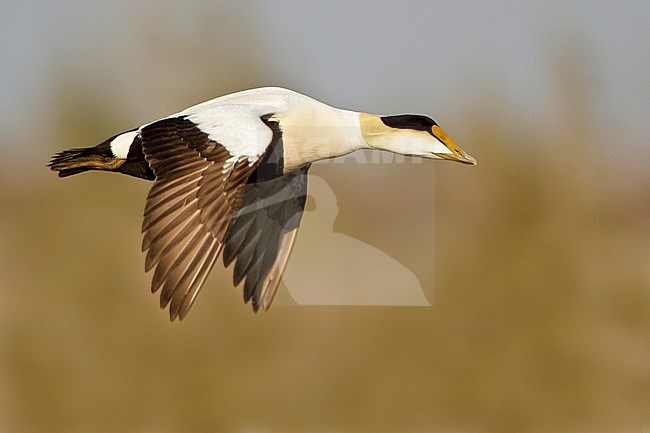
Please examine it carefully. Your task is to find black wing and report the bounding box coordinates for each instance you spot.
[223,166,309,311]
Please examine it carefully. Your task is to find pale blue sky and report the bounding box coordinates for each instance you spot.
[1,0,648,163]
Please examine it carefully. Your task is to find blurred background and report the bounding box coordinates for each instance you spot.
[1,1,649,432]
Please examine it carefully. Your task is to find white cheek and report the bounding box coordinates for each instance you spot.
[110,131,139,159]
[399,133,450,155]
[432,138,452,154]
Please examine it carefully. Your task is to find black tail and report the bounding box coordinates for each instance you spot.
[48,148,93,177]
[47,147,123,178]
[48,130,155,180]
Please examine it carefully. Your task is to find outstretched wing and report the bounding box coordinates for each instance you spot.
[140,116,262,321]
[139,112,309,320]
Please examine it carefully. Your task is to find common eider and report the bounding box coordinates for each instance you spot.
[48,87,476,320]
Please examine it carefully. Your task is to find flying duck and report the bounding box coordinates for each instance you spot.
[48,87,476,320]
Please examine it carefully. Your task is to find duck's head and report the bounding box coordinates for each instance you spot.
[359,113,477,165]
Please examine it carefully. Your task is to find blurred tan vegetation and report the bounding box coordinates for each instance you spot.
[1,13,649,433]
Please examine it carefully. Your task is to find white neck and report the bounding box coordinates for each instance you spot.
[278,104,368,172]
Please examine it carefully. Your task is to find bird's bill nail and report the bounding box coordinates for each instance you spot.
[436,151,478,165]
[431,126,477,165]
[452,152,477,165]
